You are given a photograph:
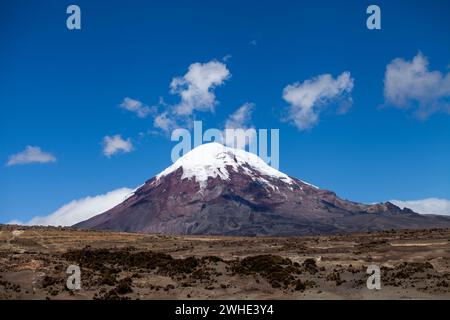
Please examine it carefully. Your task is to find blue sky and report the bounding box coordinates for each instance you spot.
[1,0,450,224]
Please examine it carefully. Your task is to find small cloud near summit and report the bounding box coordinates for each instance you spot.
[283,72,354,130]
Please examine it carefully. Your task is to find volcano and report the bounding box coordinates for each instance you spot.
[75,143,450,236]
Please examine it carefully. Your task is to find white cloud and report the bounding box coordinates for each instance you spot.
[153,111,180,133]
[384,53,450,117]
[10,187,134,226]
[149,60,231,136]
[390,198,450,216]
[102,135,133,157]
[6,146,56,166]
[224,103,256,149]
[283,72,354,130]
[225,102,255,130]
[170,60,230,116]
[119,97,154,118]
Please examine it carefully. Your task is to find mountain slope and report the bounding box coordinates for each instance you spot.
[75,143,450,236]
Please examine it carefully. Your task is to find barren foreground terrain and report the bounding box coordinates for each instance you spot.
[0,225,449,300]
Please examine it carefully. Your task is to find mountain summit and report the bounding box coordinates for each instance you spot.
[75,143,450,236]
[157,142,296,190]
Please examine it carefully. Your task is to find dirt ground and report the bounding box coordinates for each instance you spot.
[0,225,449,300]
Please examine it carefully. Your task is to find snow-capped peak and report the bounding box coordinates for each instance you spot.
[156,142,295,189]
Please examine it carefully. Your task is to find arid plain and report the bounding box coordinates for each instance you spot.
[1,225,449,300]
